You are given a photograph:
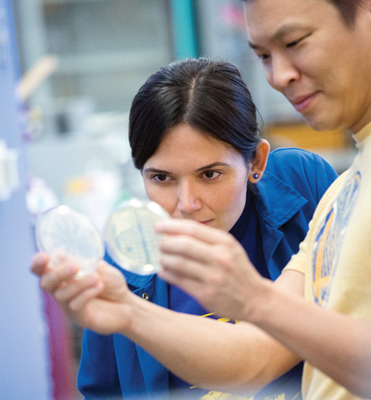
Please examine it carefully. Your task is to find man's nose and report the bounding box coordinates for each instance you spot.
[267,55,300,91]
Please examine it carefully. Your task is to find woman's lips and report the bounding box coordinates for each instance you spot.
[200,220,213,225]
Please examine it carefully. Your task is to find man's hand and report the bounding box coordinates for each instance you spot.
[156,219,271,321]
[31,253,134,335]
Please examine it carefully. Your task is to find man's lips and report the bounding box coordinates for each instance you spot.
[289,92,319,112]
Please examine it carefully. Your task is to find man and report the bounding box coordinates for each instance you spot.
[31,0,371,399]
[156,0,371,398]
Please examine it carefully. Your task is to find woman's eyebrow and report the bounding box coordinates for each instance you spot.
[143,162,229,175]
[195,162,229,172]
[143,167,171,175]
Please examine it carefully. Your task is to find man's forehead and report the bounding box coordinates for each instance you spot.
[243,0,362,29]
[243,0,333,41]
[247,22,305,49]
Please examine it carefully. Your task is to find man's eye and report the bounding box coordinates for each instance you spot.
[286,34,309,48]
[287,39,301,48]
[256,53,270,62]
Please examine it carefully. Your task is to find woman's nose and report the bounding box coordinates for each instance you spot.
[177,182,202,215]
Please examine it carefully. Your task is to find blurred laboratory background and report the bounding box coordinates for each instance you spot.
[0,0,357,399]
[15,0,357,227]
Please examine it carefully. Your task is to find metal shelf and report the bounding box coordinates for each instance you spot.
[55,48,169,74]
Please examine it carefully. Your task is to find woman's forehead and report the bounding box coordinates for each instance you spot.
[144,125,243,171]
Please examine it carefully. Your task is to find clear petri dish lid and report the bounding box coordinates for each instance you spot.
[103,198,170,275]
[35,205,104,277]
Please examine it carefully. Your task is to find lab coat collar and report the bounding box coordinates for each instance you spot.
[254,169,308,229]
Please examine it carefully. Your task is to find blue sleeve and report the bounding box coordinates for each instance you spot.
[77,329,122,400]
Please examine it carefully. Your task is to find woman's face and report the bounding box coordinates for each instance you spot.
[142,124,250,232]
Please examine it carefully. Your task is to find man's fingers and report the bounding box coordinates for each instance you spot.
[157,267,204,301]
[159,234,216,265]
[53,272,101,303]
[30,252,50,276]
[159,252,208,282]
[155,219,228,244]
[39,263,79,293]
[68,283,104,314]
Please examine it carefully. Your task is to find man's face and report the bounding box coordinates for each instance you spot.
[244,0,371,133]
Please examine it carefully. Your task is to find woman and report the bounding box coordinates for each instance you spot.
[31,58,337,400]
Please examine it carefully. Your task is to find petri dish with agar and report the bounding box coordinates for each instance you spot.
[35,205,104,277]
[104,198,170,275]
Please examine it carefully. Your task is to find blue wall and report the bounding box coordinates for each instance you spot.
[0,1,51,398]
[170,0,198,59]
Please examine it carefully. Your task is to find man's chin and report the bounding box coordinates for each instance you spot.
[303,114,342,133]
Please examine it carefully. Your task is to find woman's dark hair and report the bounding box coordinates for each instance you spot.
[129,58,261,170]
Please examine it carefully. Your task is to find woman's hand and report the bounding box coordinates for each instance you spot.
[156,219,270,321]
[31,253,134,335]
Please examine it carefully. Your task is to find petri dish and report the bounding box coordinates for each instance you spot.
[35,205,104,277]
[104,198,170,275]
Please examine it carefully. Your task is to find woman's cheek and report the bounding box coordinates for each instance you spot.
[145,186,175,216]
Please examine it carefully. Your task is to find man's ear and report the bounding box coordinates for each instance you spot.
[248,139,270,183]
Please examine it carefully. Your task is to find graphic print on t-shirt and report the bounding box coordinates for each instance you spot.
[312,171,361,306]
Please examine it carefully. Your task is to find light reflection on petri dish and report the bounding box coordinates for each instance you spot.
[104,199,170,275]
[35,205,104,277]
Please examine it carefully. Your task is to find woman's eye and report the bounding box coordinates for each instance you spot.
[153,174,169,182]
[203,171,220,179]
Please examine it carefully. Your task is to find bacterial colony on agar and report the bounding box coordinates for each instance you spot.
[35,205,104,277]
[104,199,170,275]
[35,199,169,276]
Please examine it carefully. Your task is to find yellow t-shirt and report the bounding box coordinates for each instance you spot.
[285,123,371,400]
